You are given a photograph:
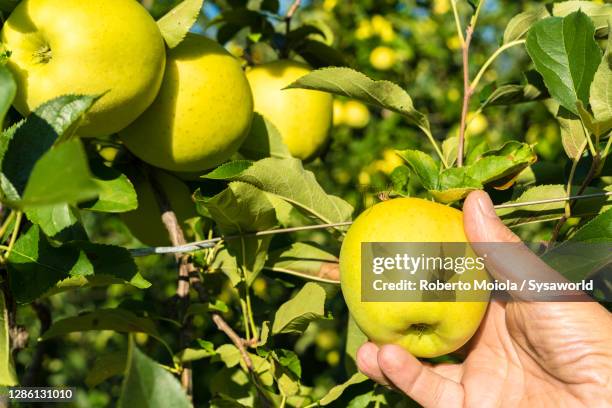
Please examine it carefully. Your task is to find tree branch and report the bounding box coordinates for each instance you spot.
[211,313,254,371]
[146,167,193,398]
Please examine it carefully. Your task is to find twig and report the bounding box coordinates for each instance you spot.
[147,168,193,398]
[22,301,51,386]
[212,314,253,370]
[285,0,301,21]
[457,25,474,168]
[457,0,486,167]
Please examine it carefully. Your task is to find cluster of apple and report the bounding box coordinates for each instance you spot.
[1,0,336,246]
[1,0,333,173]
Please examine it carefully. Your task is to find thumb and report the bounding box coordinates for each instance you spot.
[463,190,522,244]
[462,191,586,301]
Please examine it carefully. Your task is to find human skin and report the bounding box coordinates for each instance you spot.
[246,60,333,161]
[356,191,612,407]
[1,0,166,137]
[121,34,253,173]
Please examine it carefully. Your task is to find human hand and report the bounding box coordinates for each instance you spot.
[356,191,612,407]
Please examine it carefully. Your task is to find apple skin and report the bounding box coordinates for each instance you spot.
[120,34,253,173]
[246,60,333,162]
[121,170,196,247]
[340,198,489,358]
[1,0,166,137]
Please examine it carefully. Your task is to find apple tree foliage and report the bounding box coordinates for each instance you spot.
[0,0,611,406]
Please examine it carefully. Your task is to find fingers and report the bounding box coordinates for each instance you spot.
[463,191,587,301]
[358,343,464,408]
[356,342,388,385]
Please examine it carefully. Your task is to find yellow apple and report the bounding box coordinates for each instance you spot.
[1,0,165,137]
[121,169,196,247]
[343,100,370,129]
[333,100,346,127]
[246,60,333,162]
[340,198,489,358]
[120,34,253,173]
[369,46,397,71]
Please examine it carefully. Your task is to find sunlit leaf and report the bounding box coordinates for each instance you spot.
[272,282,326,335]
[157,0,203,48]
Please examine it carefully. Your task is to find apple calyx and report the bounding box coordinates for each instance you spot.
[34,43,51,64]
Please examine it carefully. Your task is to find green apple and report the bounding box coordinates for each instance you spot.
[246,60,333,162]
[121,169,196,247]
[120,34,253,173]
[340,198,489,358]
[1,0,166,137]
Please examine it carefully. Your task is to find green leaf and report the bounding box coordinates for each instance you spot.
[576,100,612,137]
[204,160,253,180]
[118,339,191,408]
[0,292,17,386]
[286,67,432,139]
[272,282,326,335]
[238,113,292,160]
[467,141,537,185]
[292,39,347,68]
[198,181,277,285]
[479,71,547,109]
[344,315,368,376]
[42,309,165,346]
[526,11,602,115]
[497,185,612,226]
[0,95,98,202]
[80,159,137,213]
[568,208,612,243]
[19,140,100,208]
[0,65,16,127]
[204,157,353,225]
[503,6,550,44]
[157,0,203,48]
[272,349,302,378]
[86,350,128,388]
[265,242,340,284]
[590,25,612,122]
[557,107,588,159]
[214,344,242,368]
[387,165,410,196]
[25,204,79,237]
[8,226,139,303]
[541,209,612,283]
[552,1,612,36]
[398,143,536,203]
[394,150,439,190]
[318,372,368,406]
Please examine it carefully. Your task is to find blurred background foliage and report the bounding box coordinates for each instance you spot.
[8,0,609,406]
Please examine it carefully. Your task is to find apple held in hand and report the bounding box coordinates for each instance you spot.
[1,0,166,137]
[340,198,489,358]
[120,34,253,173]
[247,60,333,162]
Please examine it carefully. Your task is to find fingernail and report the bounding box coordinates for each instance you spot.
[477,194,498,221]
